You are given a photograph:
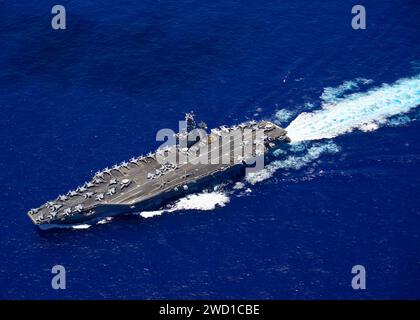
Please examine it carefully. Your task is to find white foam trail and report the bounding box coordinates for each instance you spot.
[140,210,166,218]
[387,115,413,127]
[246,141,340,184]
[286,75,420,142]
[321,78,373,103]
[72,224,92,229]
[274,109,294,124]
[139,191,230,219]
[175,192,229,210]
[97,217,113,225]
[233,182,245,190]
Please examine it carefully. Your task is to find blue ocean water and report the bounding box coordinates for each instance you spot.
[0,0,419,299]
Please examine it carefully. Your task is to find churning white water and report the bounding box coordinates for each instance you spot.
[139,190,230,219]
[285,75,420,142]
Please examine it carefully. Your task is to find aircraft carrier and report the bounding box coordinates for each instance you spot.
[27,114,290,229]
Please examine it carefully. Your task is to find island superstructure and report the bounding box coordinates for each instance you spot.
[27,114,290,229]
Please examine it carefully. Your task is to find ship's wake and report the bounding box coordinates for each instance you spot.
[246,141,340,184]
[138,189,230,219]
[285,75,420,142]
[246,75,420,184]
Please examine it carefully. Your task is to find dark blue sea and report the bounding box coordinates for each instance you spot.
[1,0,419,299]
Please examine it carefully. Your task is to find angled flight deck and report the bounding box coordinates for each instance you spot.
[27,114,290,229]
